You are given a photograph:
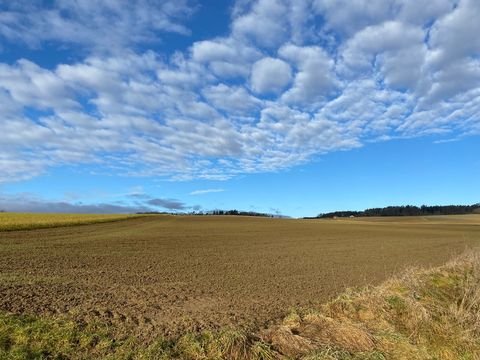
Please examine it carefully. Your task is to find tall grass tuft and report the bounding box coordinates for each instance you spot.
[261,249,480,359]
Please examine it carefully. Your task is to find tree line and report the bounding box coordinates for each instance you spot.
[202,209,275,217]
[315,204,480,219]
[137,209,275,217]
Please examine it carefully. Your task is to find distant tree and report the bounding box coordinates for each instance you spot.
[207,209,274,217]
[316,203,480,218]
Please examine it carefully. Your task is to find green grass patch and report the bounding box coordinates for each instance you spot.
[0,312,116,359]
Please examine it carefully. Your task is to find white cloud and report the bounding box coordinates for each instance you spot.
[313,0,456,35]
[340,21,427,90]
[0,59,77,110]
[250,57,292,94]
[232,0,289,48]
[0,0,195,52]
[279,44,337,105]
[203,84,263,115]
[189,189,225,195]
[192,40,237,63]
[340,21,423,68]
[397,0,456,25]
[313,0,395,35]
[0,153,48,183]
[421,58,480,105]
[0,88,21,116]
[287,0,317,44]
[0,0,478,184]
[191,38,261,78]
[398,87,480,135]
[427,0,480,69]
[418,0,480,104]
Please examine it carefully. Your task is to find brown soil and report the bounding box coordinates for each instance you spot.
[0,215,478,341]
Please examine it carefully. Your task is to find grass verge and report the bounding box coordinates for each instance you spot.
[1,249,479,359]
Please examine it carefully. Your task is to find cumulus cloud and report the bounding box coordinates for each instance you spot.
[191,38,261,78]
[0,59,76,110]
[203,84,262,115]
[340,21,426,89]
[250,57,292,94]
[427,0,480,69]
[397,0,456,25]
[232,0,289,48]
[0,0,195,52]
[279,44,337,105]
[0,0,479,184]
[313,0,456,35]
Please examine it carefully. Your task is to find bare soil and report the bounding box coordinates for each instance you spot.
[0,215,478,341]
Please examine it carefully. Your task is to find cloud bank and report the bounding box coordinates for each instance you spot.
[0,0,479,183]
[0,193,193,213]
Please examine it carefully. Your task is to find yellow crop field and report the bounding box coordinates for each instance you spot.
[0,212,139,231]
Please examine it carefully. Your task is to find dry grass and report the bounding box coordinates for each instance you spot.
[258,249,480,359]
[0,212,140,231]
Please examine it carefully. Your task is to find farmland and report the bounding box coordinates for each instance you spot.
[0,212,140,231]
[0,214,479,358]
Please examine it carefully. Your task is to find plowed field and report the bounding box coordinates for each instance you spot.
[0,215,479,341]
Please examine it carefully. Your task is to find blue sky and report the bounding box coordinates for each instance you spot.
[0,0,479,217]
